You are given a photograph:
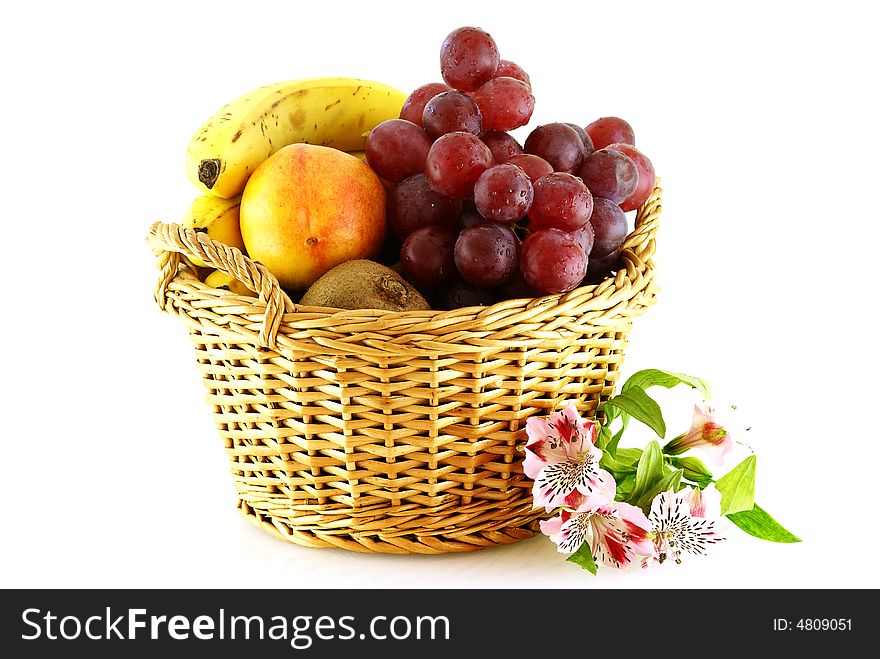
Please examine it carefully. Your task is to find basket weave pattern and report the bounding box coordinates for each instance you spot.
[148,181,662,554]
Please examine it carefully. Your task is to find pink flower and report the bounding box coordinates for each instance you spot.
[687,484,720,518]
[523,402,615,513]
[663,403,733,467]
[540,501,657,568]
[646,485,725,565]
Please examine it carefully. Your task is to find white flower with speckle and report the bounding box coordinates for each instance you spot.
[523,402,615,513]
[646,485,726,566]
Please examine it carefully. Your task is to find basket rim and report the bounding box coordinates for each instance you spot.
[149,179,661,348]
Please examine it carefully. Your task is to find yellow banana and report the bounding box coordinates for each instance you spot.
[181,194,245,267]
[204,270,256,297]
[185,77,407,198]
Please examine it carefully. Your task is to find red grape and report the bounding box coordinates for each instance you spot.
[422,91,482,138]
[499,265,540,300]
[520,228,587,294]
[440,26,500,91]
[589,197,629,258]
[481,131,523,163]
[400,225,457,286]
[399,82,453,126]
[365,119,432,183]
[569,220,595,257]
[565,123,595,155]
[440,278,497,309]
[458,207,486,230]
[471,77,535,131]
[578,148,639,204]
[606,143,655,212]
[507,154,554,183]
[585,248,622,283]
[376,231,403,266]
[530,172,594,231]
[474,164,534,223]
[388,174,463,238]
[494,59,531,87]
[585,117,635,150]
[523,123,587,173]
[425,132,494,199]
[454,223,518,287]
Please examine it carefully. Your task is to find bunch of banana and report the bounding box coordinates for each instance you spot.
[185,77,406,198]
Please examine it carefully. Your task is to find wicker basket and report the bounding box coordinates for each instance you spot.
[147,180,661,554]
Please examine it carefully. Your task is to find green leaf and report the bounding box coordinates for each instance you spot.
[629,440,664,503]
[614,474,636,501]
[603,398,620,424]
[604,387,666,438]
[600,451,639,476]
[636,468,683,510]
[616,448,644,464]
[595,424,612,451]
[606,423,627,455]
[622,368,712,399]
[567,541,597,574]
[601,369,709,457]
[715,455,757,515]
[728,504,801,543]
[599,454,635,475]
[669,456,714,488]
[601,447,643,477]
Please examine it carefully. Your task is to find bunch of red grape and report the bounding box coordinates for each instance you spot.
[365,26,655,310]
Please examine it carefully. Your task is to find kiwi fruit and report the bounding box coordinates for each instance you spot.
[299,260,431,312]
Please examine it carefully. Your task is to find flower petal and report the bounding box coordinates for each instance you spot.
[589,504,657,568]
[688,484,722,519]
[541,511,590,555]
[571,467,616,512]
[563,489,588,511]
[533,461,614,513]
[558,402,598,453]
[522,440,546,480]
[648,487,725,564]
[554,511,595,554]
[612,500,653,533]
[525,416,554,448]
[524,416,571,466]
[648,489,689,529]
[697,432,734,468]
[539,514,564,538]
[665,404,733,467]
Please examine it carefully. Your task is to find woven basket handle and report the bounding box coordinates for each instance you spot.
[620,178,661,264]
[147,221,294,350]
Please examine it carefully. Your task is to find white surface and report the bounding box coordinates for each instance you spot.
[2,0,878,589]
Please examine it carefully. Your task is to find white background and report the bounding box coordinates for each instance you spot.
[2,0,878,589]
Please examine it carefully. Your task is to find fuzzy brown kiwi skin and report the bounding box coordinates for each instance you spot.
[299,260,430,312]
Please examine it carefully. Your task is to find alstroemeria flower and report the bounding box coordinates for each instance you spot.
[646,485,725,565]
[540,501,657,568]
[523,402,615,513]
[663,403,733,467]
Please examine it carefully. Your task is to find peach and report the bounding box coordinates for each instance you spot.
[240,144,387,290]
